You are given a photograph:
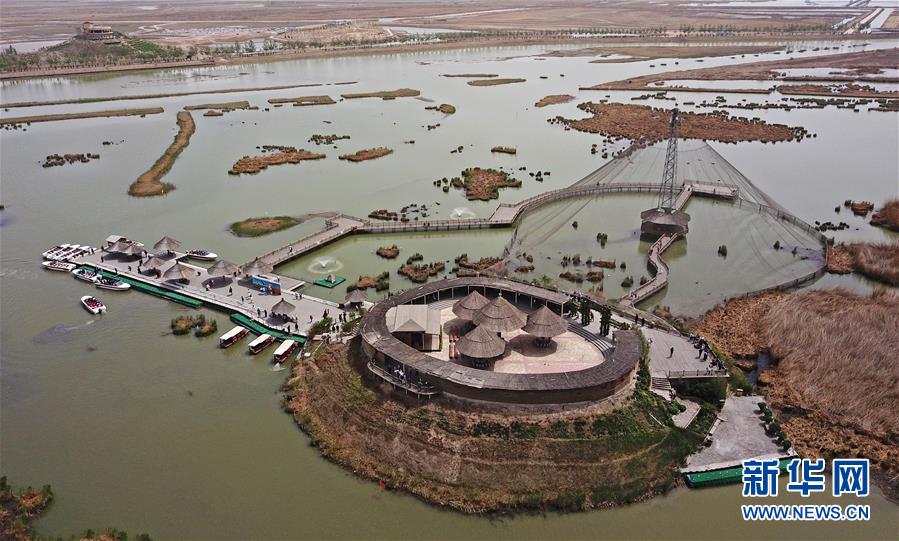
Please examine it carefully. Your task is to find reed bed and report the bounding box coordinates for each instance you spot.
[846,241,899,286]
[762,287,899,439]
[871,198,899,232]
[128,111,195,197]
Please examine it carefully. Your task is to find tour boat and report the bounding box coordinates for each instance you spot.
[219,326,249,348]
[186,250,218,261]
[80,295,106,314]
[272,340,299,364]
[248,333,276,355]
[42,260,77,272]
[72,267,99,282]
[94,277,131,291]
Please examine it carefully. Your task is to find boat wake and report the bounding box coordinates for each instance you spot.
[32,319,97,344]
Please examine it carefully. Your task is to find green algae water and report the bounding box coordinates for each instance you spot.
[2,39,897,539]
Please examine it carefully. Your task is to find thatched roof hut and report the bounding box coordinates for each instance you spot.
[241,258,272,276]
[451,290,490,321]
[108,240,134,253]
[456,325,506,359]
[271,298,296,316]
[153,236,182,252]
[523,305,568,338]
[207,259,240,277]
[472,296,526,333]
[162,262,193,280]
[345,289,368,305]
[143,256,168,269]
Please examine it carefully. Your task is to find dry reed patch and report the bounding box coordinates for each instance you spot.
[426,103,456,114]
[845,242,899,286]
[0,106,163,125]
[228,149,325,175]
[340,88,420,99]
[826,244,854,274]
[871,198,899,232]
[267,95,335,106]
[184,100,250,110]
[339,147,392,162]
[535,94,575,107]
[456,167,521,201]
[128,111,195,197]
[560,103,805,144]
[762,288,899,495]
[693,291,787,358]
[467,78,526,87]
[442,73,498,78]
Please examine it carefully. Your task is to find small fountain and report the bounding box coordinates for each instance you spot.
[307,255,343,274]
[450,207,476,220]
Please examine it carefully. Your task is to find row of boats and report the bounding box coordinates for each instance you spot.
[42,244,98,262]
[219,326,300,365]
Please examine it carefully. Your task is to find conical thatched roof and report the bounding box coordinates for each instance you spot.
[120,243,144,257]
[241,258,272,276]
[144,256,168,269]
[472,296,526,333]
[456,325,506,359]
[523,305,568,338]
[451,290,489,321]
[207,259,240,277]
[108,240,133,253]
[153,236,182,251]
[162,262,193,280]
[271,299,296,315]
[345,289,368,304]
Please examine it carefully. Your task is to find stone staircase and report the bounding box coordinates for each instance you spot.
[651,376,673,398]
[566,322,615,353]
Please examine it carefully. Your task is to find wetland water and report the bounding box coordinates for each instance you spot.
[1,39,897,539]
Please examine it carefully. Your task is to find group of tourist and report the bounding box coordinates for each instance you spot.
[688,333,726,373]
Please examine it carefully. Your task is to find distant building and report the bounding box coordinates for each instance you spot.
[77,22,120,44]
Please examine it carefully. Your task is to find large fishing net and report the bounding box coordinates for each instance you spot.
[501,140,826,315]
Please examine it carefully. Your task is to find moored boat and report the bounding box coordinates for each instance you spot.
[248,333,275,355]
[219,326,249,348]
[43,244,72,259]
[94,277,131,291]
[273,340,299,364]
[186,250,218,261]
[80,295,106,314]
[42,260,76,272]
[72,267,99,282]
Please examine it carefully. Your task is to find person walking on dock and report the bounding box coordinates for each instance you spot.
[228,287,232,296]
[669,346,674,358]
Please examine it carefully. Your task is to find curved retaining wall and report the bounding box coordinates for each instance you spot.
[360,277,641,404]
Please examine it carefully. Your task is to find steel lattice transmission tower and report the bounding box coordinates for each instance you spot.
[658,108,680,212]
[639,108,690,239]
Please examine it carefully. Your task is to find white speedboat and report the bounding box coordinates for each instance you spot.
[80,295,106,314]
[186,250,218,261]
[43,244,72,259]
[72,267,99,282]
[94,277,131,291]
[42,260,76,272]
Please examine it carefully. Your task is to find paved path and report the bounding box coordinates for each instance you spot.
[683,395,792,473]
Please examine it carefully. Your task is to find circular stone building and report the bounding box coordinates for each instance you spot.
[361,277,641,404]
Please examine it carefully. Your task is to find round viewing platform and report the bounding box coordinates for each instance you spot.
[361,277,642,404]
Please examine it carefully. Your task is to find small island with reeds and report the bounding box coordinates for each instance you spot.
[231,216,300,237]
[128,111,195,197]
[339,147,393,162]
